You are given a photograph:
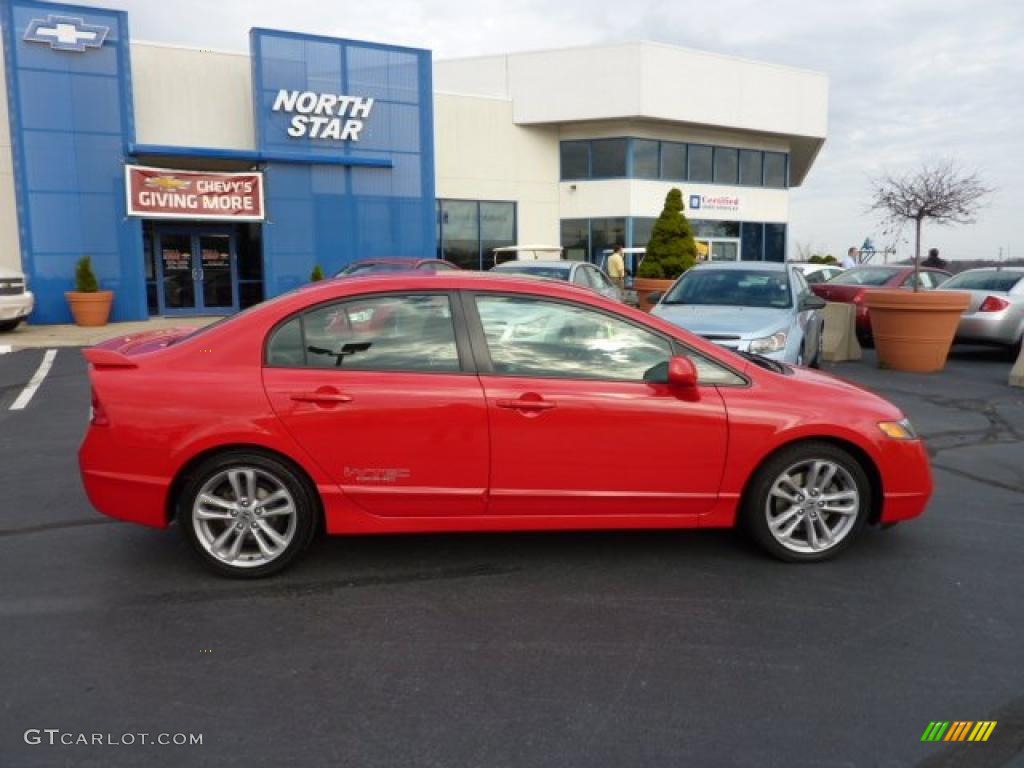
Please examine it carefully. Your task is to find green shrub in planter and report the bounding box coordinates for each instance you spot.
[636,188,697,280]
[75,256,100,293]
[310,264,325,282]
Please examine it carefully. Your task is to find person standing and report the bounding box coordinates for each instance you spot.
[840,247,859,269]
[607,245,626,292]
[922,248,947,269]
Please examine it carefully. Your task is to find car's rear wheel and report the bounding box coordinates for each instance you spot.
[743,442,870,562]
[0,319,22,332]
[178,452,317,578]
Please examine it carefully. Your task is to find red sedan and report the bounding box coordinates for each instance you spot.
[80,273,932,577]
[811,265,952,343]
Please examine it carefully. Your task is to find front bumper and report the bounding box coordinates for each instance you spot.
[877,437,933,523]
[0,291,34,321]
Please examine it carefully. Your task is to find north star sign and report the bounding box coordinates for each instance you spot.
[272,90,375,141]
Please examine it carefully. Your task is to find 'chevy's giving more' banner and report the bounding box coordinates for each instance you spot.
[126,166,265,221]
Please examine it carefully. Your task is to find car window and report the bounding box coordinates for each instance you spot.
[791,269,811,297]
[588,267,614,291]
[493,265,570,281]
[941,271,1024,292]
[903,272,933,290]
[803,270,826,284]
[828,268,898,286]
[475,296,671,381]
[663,269,792,309]
[419,261,456,271]
[266,294,461,372]
[571,267,591,287]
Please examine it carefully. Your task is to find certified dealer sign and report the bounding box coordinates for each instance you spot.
[272,90,375,141]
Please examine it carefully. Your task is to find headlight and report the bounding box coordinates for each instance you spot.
[878,418,918,440]
[748,331,788,354]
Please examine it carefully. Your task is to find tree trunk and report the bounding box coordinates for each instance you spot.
[913,217,923,293]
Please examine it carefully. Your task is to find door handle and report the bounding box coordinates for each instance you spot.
[290,390,353,404]
[495,397,556,412]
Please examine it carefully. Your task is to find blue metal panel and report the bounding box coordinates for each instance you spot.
[250,28,436,295]
[127,142,393,168]
[2,0,144,324]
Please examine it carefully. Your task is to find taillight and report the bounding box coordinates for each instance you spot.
[90,387,109,426]
[979,295,1009,312]
[851,290,865,304]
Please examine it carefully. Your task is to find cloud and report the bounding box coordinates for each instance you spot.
[114,0,1022,261]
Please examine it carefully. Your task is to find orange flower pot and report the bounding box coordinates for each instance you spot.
[863,289,969,373]
[633,277,675,313]
[65,291,114,327]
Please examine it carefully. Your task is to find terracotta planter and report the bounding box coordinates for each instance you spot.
[65,290,114,327]
[863,289,969,373]
[633,277,675,313]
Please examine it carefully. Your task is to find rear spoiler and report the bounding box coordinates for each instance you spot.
[82,348,138,369]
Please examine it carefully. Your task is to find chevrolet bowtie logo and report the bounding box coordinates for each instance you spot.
[23,15,109,52]
[144,176,191,191]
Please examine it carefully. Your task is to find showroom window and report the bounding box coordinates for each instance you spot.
[660,142,687,180]
[764,223,787,261]
[589,218,627,262]
[764,152,788,188]
[633,139,660,179]
[437,200,517,270]
[590,139,628,177]
[560,141,590,179]
[713,147,739,184]
[688,145,714,183]
[739,150,763,186]
[561,219,590,261]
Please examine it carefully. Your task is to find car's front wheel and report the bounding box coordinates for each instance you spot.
[178,452,318,578]
[743,442,870,562]
[0,319,22,332]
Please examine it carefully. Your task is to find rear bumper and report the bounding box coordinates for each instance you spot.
[79,428,170,528]
[878,439,933,523]
[955,313,1021,346]
[0,291,33,321]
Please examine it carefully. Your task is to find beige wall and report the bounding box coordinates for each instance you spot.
[0,35,23,273]
[434,92,560,246]
[131,42,255,150]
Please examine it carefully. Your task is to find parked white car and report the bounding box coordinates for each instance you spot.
[0,265,33,331]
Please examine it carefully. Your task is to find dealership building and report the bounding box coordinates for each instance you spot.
[0,0,828,324]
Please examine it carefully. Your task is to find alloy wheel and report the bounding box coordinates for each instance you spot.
[764,459,860,554]
[192,467,298,569]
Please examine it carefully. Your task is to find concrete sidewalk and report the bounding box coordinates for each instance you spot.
[0,316,219,349]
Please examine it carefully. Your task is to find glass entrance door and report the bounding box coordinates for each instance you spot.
[700,238,740,262]
[155,228,238,315]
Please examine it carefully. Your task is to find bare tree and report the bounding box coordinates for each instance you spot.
[868,159,992,289]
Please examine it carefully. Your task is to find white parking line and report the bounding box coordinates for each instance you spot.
[0,344,12,355]
[10,349,57,411]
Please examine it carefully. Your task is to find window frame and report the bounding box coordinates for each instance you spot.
[262,290,477,375]
[460,291,749,387]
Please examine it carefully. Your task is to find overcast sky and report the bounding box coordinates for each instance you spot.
[114,0,1022,261]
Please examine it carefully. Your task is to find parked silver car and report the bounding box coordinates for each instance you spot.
[939,268,1024,352]
[650,262,826,366]
[490,260,622,301]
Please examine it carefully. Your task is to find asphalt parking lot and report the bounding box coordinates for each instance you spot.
[0,344,1022,767]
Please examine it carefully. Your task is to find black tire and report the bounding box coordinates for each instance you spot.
[809,324,824,369]
[0,319,21,332]
[178,451,318,578]
[742,441,871,563]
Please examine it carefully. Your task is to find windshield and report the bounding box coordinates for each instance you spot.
[941,271,1023,292]
[663,269,792,309]
[827,267,898,286]
[336,262,412,277]
[493,266,570,281]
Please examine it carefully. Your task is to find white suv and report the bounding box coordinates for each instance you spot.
[0,266,34,331]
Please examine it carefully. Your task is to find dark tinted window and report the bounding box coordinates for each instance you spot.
[591,139,628,177]
[560,141,589,179]
[713,147,739,184]
[829,268,900,286]
[764,152,787,188]
[663,269,792,309]
[633,139,660,179]
[941,271,1021,291]
[494,266,570,281]
[561,219,590,262]
[660,142,687,179]
[739,150,763,185]
[689,145,713,182]
[267,294,460,372]
[764,223,786,262]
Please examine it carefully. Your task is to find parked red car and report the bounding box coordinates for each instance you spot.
[80,273,932,577]
[811,266,952,343]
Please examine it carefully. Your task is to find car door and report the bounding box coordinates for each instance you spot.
[467,292,730,517]
[789,268,820,360]
[262,292,489,517]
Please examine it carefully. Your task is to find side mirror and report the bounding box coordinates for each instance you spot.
[667,355,698,388]
[646,291,664,304]
[800,295,826,311]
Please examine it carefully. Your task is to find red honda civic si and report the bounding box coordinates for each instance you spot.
[79,272,933,577]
